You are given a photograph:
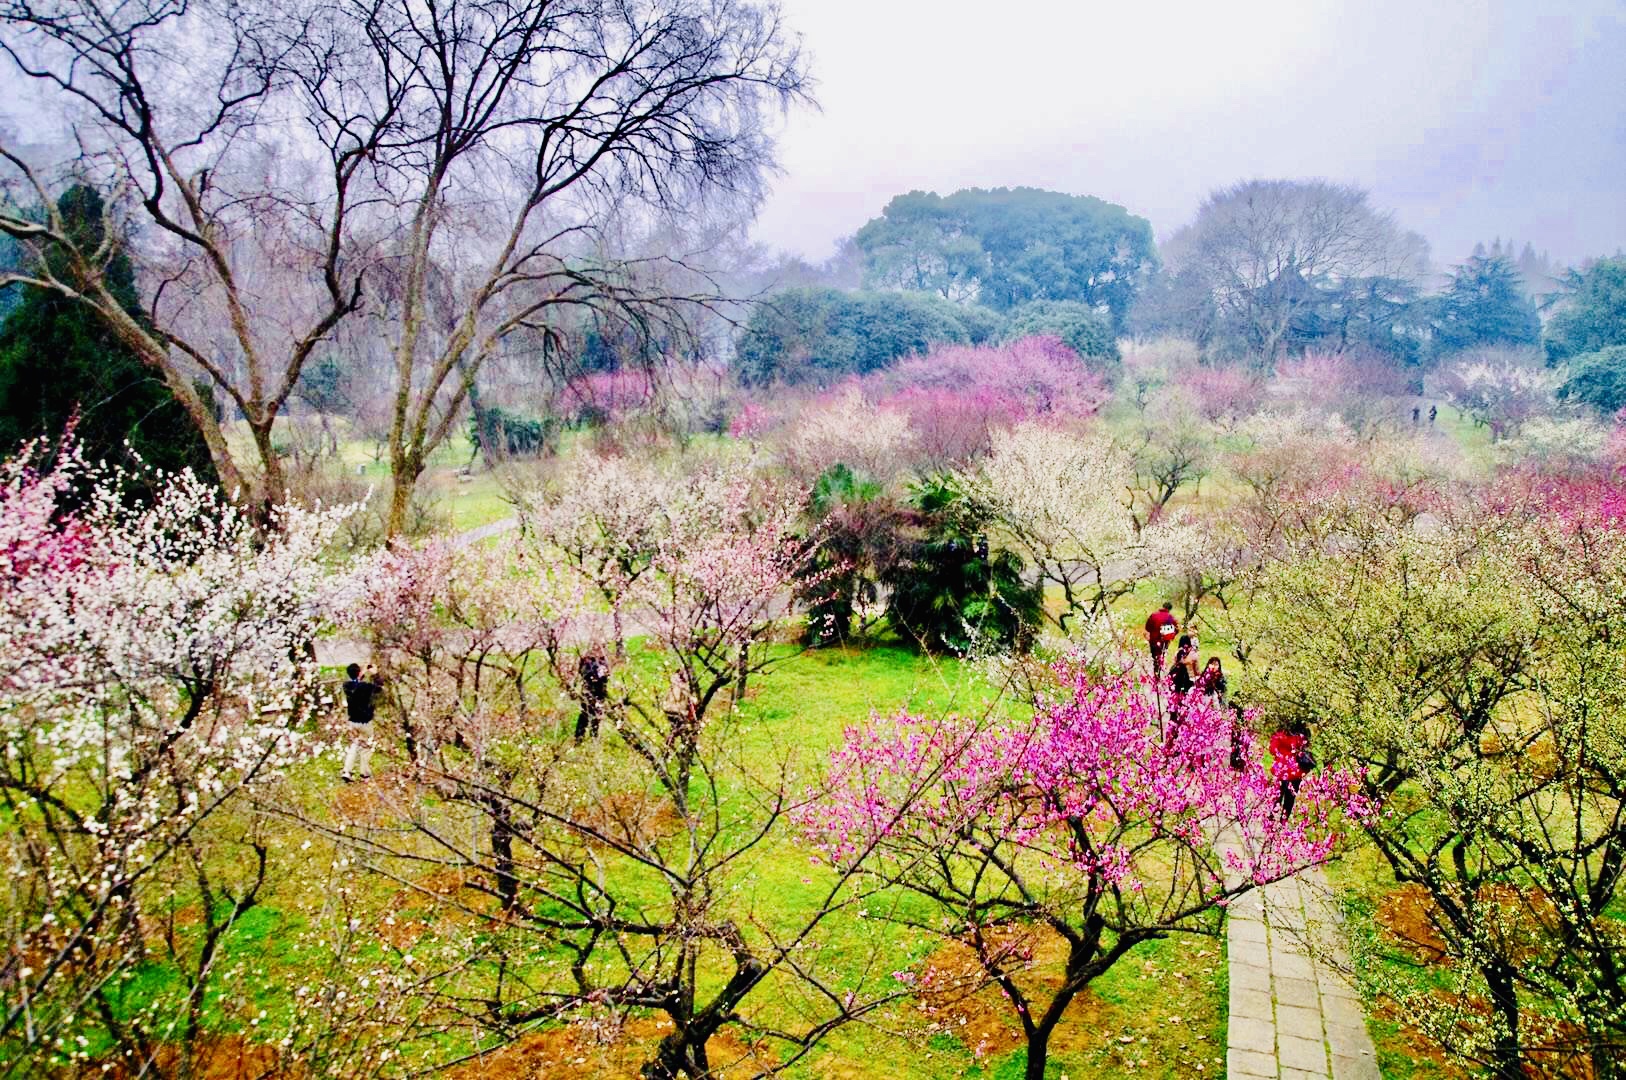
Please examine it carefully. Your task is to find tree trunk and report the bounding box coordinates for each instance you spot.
[465,368,499,471]
[247,418,286,511]
[96,289,254,502]
[386,451,424,539]
[641,1031,708,1080]
[1482,960,1521,1078]
[486,795,519,912]
[1021,1024,1057,1080]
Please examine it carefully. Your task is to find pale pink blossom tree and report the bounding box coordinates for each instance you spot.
[801,666,1374,1080]
[331,454,922,1079]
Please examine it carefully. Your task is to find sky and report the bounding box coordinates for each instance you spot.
[751,0,1626,270]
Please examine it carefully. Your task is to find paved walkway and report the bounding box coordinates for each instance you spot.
[1225,867,1381,1079]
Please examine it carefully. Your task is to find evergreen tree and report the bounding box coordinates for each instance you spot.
[1545,257,1626,364]
[1431,253,1541,356]
[0,184,215,485]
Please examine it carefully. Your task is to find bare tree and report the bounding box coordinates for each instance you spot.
[0,0,807,532]
[1161,179,1429,362]
[0,0,365,507]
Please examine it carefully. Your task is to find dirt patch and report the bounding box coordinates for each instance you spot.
[92,1034,288,1080]
[913,938,1025,1059]
[1373,991,1595,1080]
[1375,882,1558,966]
[331,769,421,825]
[573,790,681,851]
[910,926,1127,1061]
[1376,884,1451,962]
[443,1015,767,1079]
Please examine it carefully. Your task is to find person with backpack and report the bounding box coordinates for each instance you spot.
[1269,720,1314,817]
[341,662,384,782]
[575,649,611,741]
[1144,602,1179,678]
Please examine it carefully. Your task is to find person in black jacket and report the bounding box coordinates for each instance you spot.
[575,650,611,741]
[341,662,384,781]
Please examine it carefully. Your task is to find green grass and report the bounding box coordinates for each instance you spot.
[1323,846,1459,1080]
[96,641,1230,1079]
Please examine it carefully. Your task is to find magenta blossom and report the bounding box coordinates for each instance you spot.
[797,663,1374,1079]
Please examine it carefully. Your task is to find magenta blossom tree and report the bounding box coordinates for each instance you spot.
[868,335,1109,468]
[800,666,1374,1080]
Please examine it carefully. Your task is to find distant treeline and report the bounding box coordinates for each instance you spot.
[738,183,1626,415]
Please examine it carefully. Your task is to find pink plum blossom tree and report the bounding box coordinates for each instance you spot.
[801,666,1374,1080]
[329,453,924,1079]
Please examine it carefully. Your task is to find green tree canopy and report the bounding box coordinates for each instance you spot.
[1430,253,1541,355]
[853,187,1156,327]
[1545,256,1626,364]
[1557,344,1626,414]
[0,184,214,486]
[736,287,993,385]
[1001,299,1119,374]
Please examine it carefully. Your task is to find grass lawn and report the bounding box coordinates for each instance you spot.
[1323,847,1463,1080]
[113,641,1228,1080]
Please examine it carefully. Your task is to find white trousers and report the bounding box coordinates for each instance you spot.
[342,725,373,778]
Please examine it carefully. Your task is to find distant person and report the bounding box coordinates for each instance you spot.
[341,662,384,782]
[1228,701,1248,771]
[1166,635,1198,731]
[1145,602,1179,678]
[1428,404,1438,426]
[1270,720,1313,817]
[1196,656,1227,706]
[575,649,611,741]
[1411,405,1421,425]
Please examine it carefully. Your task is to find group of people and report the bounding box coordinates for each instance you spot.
[1145,602,1314,817]
[335,648,617,783]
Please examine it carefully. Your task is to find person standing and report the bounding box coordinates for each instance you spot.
[575,649,611,741]
[1196,656,1227,707]
[1166,635,1198,733]
[341,662,384,782]
[1269,721,1313,817]
[1227,701,1248,771]
[1145,602,1179,678]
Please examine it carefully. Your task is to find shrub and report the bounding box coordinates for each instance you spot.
[1002,299,1120,373]
[469,405,558,457]
[1557,344,1626,414]
[735,287,972,385]
[799,464,908,646]
[882,474,1042,654]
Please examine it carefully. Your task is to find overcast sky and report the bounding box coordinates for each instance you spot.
[751,0,1626,270]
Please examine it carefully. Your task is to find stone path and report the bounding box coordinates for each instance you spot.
[1225,867,1381,1079]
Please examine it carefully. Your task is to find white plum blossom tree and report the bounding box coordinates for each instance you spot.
[0,442,355,1077]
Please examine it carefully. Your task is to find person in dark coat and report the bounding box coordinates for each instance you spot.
[575,649,611,741]
[341,662,384,781]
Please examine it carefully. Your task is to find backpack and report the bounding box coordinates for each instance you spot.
[1294,747,1317,774]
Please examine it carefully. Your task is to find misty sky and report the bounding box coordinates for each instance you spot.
[751,0,1626,270]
